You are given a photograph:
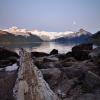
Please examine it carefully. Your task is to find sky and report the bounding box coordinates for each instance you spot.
[0,0,100,33]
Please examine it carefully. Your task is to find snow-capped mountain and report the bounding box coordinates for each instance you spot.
[0,29,43,43]
[53,29,92,44]
[3,26,30,36]
[2,27,92,42]
[3,26,74,41]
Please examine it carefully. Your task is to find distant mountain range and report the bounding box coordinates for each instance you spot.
[0,27,93,44]
[52,29,92,44]
[0,30,43,44]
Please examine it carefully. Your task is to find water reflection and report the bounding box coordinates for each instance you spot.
[33,42,75,53]
[0,42,76,54]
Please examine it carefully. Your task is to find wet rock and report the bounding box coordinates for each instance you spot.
[61,62,77,68]
[62,57,76,62]
[66,52,73,58]
[33,58,44,69]
[60,57,77,67]
[89,47,100,66]
[56,53,73,61]
[56,54,67,60]
[83,71,100,89]
[34,57,61,69]
[42,62,57,69]
[43,56,59,62]
[77,93,99,100]
[50,49,58,55]
[31,51,49,57]
[73,50,91,60]
[71,43,93,60]
[0,60,12,68]
[0,47,19,68]
[41,68,61,87]
[0,70,17,100]
[72,43,93,52]
[61,67,84,79]
[0,47,19,60]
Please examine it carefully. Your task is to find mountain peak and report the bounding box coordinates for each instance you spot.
[78,28,91,35]
[79,28,86,32]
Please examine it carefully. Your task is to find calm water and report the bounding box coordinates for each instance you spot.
[0,42,77,54]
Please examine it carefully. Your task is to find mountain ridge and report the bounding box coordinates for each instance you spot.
[0,30,43,43]
[2,27,92,42]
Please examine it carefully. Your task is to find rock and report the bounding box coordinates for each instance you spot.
[62,57,76,62]
[31,51,49,57]
[71,43,93,60]
[13,49,60,100]
[43,56,59,62]
[41,68,61,87]
[0,47,19,60]
[0,60,15,68]
[0,47,19,68]
[34,57,61,69]
[56,53,73,60]
[50,49,58,55]
[83,71,100,89]
[60,57,77,67]
[56,54,67,60]
[89,47,100,57]
[33,58,44,69]
[0,70,17,100]
[89,47,100,66]
[77,93,100,100]
[66,52,73,58]
[61,60,97,79]
[72,50,91,60]
[42,62,57,69]
[61,67,84,79]
[72,43,93,52]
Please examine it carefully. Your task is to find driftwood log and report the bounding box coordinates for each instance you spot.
[13,49,60,100]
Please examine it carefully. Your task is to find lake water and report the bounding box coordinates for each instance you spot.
[0,42,77,54]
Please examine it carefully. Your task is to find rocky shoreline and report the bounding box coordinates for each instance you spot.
[31,43,100,100]
[0,43,100,100]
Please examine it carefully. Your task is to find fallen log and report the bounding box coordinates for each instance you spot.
[13,49,60,100]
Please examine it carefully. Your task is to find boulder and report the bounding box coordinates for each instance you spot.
[77,93,100,100]
[56,54,67,60]
[34,57,61,69]
[56,53,73,60]
[0,47,19,60]
[41,68,61,87]
[50,49,58,55]
[31,51,49,57]
[72,50,91,60]
[62,57,76,62]
[89,47,100,66]
[83,71,100,89]
[43,56,59,62]
[66,52,73,58]
[72,43,93,52]
[71,43,93,60]
[61,67,84,79]
[60,57,77,67]
[0,47,19,68]
[0,70,17,100]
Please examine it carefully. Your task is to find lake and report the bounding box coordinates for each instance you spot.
[0,42,77,54]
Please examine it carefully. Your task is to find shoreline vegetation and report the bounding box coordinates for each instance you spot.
[0,43,100,100]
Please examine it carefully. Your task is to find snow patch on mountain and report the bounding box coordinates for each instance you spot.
[2,27,91,41]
